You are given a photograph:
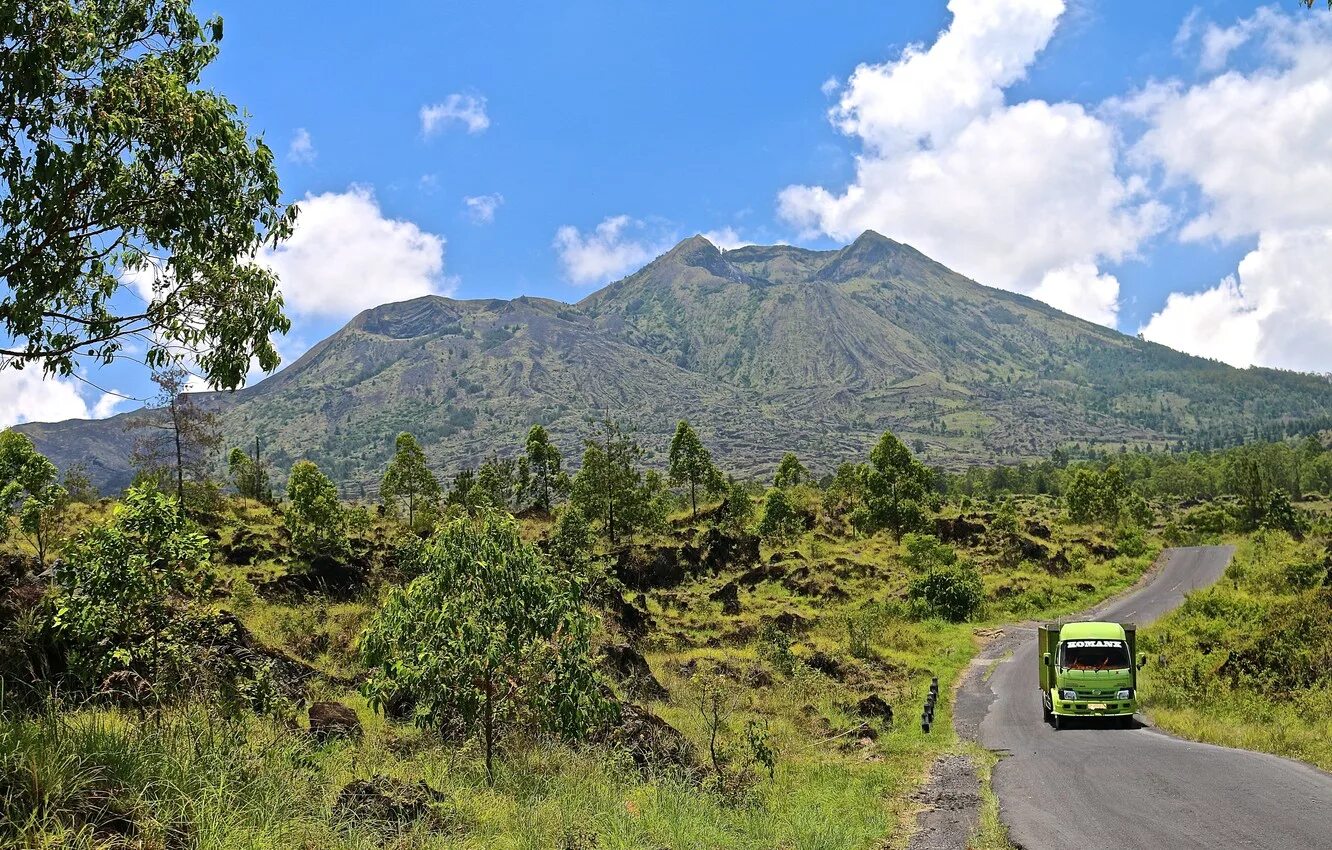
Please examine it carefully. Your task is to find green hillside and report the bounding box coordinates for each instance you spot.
[19,231,1332,493]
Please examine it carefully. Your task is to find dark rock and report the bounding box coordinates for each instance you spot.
[602,644,668,700]
[1089,541,1119,559]
[804,650,843,679]
[613,544,703,591]
[855,694,894,724]
[739,563,786,587]
[610,595,653,637]
[1026,521,1052,539]
[192,611,317,701]
[747,666,774,687]
[700,527,760,572]
[596,703,698,775]
[261,553,368,600]
[334,775,452,833]
[934,515,988,545]
[823,583,850,602]
[709,580,741,615]
[310,700,362,740]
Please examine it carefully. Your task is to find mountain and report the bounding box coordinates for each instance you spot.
[17,232,1332,494]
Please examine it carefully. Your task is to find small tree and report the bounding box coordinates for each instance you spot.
[0,430,68,565]
[360,511,612,784]
[381,432,441,529]
[524,424,569,512]
[773,453,810,488]
[570,418,656,544]
[716,480,756,535]
[285,460,346,558]
[853,431,933,541]
[50,486,212,693]
[668,420,723,518]
[823,461,867,521]
[130,366,222,514]
[228,444,273,503]
[548,504,596,572]
[757,488,804,544]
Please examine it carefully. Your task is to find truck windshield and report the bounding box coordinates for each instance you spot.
[1059,640,1129,670]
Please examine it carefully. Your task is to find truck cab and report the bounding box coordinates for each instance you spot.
[1038,621,1145,729]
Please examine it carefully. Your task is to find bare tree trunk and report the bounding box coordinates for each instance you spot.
[171,397,184,512]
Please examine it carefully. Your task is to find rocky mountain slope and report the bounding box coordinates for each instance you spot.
[19,231,1332,493]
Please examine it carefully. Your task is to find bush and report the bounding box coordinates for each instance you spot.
[757,489,804,544]
[908,561,984,622]
[48,486,213,697]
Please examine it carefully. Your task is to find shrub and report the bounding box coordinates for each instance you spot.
[49,486,213,696]
[908,560,984,622]
[757,489,803,544]
[285,460,346,559]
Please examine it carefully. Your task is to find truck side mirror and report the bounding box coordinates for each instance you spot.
[1138,654,1148,669]
[1043,652,1052,667]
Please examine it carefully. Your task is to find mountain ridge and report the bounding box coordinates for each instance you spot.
[16,232,1332,494]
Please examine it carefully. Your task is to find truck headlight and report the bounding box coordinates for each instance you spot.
[1061,689,1076,701]
[1117,689,1133,700]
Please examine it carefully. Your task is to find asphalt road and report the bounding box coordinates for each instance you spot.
[973,546,1332,850]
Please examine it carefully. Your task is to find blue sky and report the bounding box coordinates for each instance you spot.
[6,0,1332,425]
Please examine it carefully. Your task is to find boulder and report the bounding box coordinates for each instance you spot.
[333,775,449,832]
[700,527,760,572]
[708,581,741,615]
[601,643,668,700]
[309,700,361,740]
[855,694,894,724]
[613,544,703,591]
[595,703,698,775]
[934,515,988,545]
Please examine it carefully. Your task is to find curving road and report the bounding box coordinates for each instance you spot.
[965,546,1332,850]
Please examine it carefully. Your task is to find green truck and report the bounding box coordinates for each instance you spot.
[1038,621,1146,729]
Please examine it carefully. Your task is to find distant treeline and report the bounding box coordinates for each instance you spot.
[947,436,1332,502]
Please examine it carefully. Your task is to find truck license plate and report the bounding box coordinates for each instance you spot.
[1088,703,1107,710]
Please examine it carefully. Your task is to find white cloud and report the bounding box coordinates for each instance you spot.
[464,193,504,224]
[0,367,124,428]
[553,216,671,286]
[420,94,490,136]
[287,128,316,164]
[820,76,840,96]
[778,0,1163,327]
[261,186,454,317]
[1130,10,1332,243]
[1136,9,1332,371]
[701,227,751,251]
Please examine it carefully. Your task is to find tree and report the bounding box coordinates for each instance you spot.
[381,432,441,529]
[0,1,296,389]
[285,460,346,559]
[548,504,596,571]
[360,511,612,784]
[824,461,867,521]
[50,485,212,693]
[524,424,569,512]
[716,480,756,535]
[130,365,221,513]
[773,453,810,488]
[853,431,933,541]
[228,442,272,503]
[570,419,657,544]
[474,455,521,510]
[0,429,68,564]
[668,420,722,518]
[757,488,804,544]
